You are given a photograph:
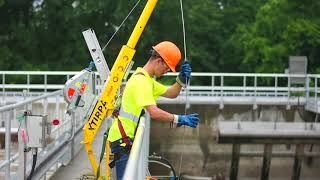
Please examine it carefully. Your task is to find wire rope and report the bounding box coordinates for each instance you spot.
[102,0,141,51]
[177,0,189,179]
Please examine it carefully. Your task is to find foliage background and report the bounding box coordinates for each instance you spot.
[0,0,319,73]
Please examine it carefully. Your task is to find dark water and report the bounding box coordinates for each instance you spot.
[149,104,320,179]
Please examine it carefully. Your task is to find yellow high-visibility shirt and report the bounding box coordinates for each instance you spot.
[107,67,168,142]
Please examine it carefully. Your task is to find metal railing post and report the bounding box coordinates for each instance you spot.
[55,94,60,118]
[44,74,47,93]
[211,75,215,96]
[315,77,318,102]
[253,76,257,109]
[254,76,257,96]
[275,76,278,97]
[220,76,224,96]
[243,76,246,96]
[2,74,5,105]
[27,74,30,94]
[220,76,224,109]
[18,125,27,180]
[5,111,11,180]
[306,77,310,101]
[287,75,291,109]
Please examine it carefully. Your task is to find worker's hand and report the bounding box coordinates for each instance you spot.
[177,113,199,128]
[176,61,192,87]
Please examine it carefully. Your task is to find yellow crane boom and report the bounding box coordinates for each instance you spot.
[81,0,158,177]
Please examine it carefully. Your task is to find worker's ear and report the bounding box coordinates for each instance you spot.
[155,57,162,64]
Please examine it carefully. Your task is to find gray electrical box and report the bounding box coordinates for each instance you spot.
[26,114,50,148]
[289,56,308,84]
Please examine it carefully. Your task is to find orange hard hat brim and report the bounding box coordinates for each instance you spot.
[152,46,177,72]
[162,59,176,72]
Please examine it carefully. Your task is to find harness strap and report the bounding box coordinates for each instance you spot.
[116,116,131,147]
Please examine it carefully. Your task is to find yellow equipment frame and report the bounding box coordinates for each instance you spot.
[81,0,158,179]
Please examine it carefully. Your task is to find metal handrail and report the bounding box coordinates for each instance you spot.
[1,71,316,95]
[0,90,62,112]
[123,113,150,179]
[0,71,319,179]
[0,88,84,180]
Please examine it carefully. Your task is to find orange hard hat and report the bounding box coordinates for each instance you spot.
[152,41,182,72]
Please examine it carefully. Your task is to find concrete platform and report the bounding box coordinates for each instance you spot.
[49,123,114,180]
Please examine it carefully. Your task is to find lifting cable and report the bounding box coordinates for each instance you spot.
[177,0,189,179]
[102,0,141,52]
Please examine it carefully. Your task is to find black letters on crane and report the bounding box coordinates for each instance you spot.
[88,100,108,131]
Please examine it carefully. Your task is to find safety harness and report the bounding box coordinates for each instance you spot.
[108,72,146,168]
[109,108,145,168]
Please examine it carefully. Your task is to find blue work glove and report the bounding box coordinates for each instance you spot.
[177,113,200,128]
[176,61,192,87]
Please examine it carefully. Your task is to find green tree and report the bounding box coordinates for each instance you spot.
[233,0,320,73]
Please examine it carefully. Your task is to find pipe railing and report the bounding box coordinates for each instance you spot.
[123,112,150,179]
[0,91,63,179]
[2,71,320,99]
[0,71,319,179]
[0,89,85,180]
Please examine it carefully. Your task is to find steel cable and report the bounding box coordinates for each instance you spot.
[102,0,141,51]
[177,0,189,179]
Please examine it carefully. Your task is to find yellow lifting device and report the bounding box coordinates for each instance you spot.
[81,0,158,179]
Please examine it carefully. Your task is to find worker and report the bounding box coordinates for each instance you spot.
[107,41,200,179]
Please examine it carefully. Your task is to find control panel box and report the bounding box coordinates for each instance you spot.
[26,114,49,148]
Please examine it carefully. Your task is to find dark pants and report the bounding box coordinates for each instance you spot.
[111,145,130,180]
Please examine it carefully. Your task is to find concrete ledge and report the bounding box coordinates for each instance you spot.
[217,121,320,144]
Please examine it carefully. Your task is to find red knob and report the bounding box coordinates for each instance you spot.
[52,118,60,126]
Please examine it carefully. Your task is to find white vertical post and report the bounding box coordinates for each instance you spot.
[44,74,47,93]
[55,95,59,119]
[253,76,257,109]
[211,75,215,96]
[243,76,246,96]
[18,111,26,180]
[2,74,5,105]
[27,74,30,94]
[219,76,224,109]
[315,77,318,101]
[287,75,291,109]
[220,76,224,96]
[306,77,310,101]
[275,76,278,97]
[254,76,257,97]
[5,111,11,180]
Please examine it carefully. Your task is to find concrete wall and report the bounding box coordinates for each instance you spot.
[149,104,320,179]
